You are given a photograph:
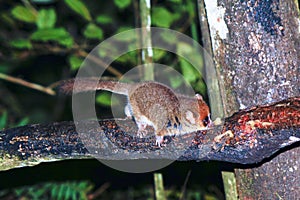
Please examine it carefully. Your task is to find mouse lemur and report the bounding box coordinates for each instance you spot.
[59,78,212,146]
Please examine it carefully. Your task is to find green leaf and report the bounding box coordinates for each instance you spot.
[64,183,72,200]
[57,183,65,200]
[186,0,195,17]
[97,42,117,57]
[31,28,74,48]
[51,184,58,198]
[153,49,166,61]
[28,186,45,199]
[169,0,182,3]
[114,0,132,9]
[0,64,10,73]
[11,5,37,23]
[177,42,204,74]
[117,50,137,64]
[37,8,56,29]
[78,181,88,189]
[14,188,25,196]
[114,27,137,42]
[59,37,73,48]
[114,34,135,42]
[169,75,184,89]
[96,14,113,24]
[152,7,176,28]
[0,111,7,129]
[96,92,112,106]
[179,58,198,83]
[64,0,92,21]
[96,92,119,106]
[83,23,103,40]
[10,39,32,49]
[68,55,83,71]
[116,26,132,33]
[177,42,194,55]
[15,117,29,127]
[194,79,206,96]
[127,43,138,52]
[72,189,78,200]
[160,31,178,44]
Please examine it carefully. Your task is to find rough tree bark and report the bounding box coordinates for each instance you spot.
[203,0,300,198]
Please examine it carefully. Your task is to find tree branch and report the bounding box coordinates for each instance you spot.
[0,97,299,171]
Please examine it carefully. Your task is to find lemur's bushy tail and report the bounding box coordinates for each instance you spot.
[58,78,131,95]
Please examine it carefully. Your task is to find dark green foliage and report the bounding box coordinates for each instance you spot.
[64,0,92,21]
[152,6,180,27]
[9,39,32,49]
[0,181,94,200]
[0,0,209,151]
[0,2,222,199]
[96,15,113,24]
[4,0,205,88]
[68,55,84,71]
[36,8,56,29]
[0,111,29,129]
[30,28,74,48]
[83,23,103,40]
[114,0,132,9]
[11,5,37,23]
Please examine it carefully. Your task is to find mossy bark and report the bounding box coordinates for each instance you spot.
[203,0,300,198]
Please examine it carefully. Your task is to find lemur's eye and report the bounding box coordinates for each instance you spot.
[202,114,211,127]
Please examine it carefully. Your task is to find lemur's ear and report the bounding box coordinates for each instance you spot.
[195,93,203,100]
[185,110,196,124]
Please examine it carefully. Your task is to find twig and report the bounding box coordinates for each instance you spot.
[179,170,192,200]
[0,73,56,95]
[87,182,110,200]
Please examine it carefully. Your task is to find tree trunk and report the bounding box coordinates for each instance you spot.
[202,0,300,198]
